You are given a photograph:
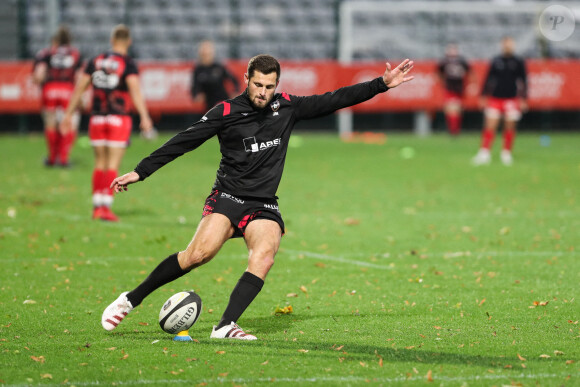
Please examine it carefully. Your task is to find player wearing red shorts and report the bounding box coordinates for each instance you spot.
[472,37,528,166]
[62,25,153,221]
[32,26,82,167]
[437,43,471,135]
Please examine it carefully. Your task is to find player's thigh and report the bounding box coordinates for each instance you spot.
[92,145,107,169]
[42,109,58,130]
[244,220,282,261]
[483,114,500,131]
[104,146,127,171]
[178,213,235,269]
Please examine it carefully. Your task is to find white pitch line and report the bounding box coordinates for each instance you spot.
[5,371,575,387]
[282,249,393,270]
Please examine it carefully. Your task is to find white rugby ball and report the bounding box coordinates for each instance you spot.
[159,291,202,334]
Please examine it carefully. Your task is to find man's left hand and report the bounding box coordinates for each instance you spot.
[383,59,414,88]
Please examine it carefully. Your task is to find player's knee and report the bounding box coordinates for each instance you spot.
[179,246,214,270]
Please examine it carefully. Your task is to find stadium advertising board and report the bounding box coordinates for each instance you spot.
[1,60,579,113]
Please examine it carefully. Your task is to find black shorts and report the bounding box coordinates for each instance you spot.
[202,190,285,238]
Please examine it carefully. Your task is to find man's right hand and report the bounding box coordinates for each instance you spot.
[111,171,140,193]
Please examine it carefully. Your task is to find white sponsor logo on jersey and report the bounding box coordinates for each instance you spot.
[243,136,282,153]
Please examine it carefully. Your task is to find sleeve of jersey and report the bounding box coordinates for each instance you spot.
[518,59,528,98]
[126,58,139,76]
[292,77,389,120]
[480,64,496,96]
[84,58,95,75]
[134,106,224,181]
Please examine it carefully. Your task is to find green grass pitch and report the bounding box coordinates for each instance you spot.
[1,131,579,386]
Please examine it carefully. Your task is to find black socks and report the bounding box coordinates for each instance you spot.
[217,271,264,329]
[126,253,188,307]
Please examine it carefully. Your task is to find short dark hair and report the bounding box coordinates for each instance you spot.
[54,25,71,46]
[247,54,280,82]
[111,24,131,41]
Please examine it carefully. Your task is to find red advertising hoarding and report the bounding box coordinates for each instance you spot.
[1,59,579,114]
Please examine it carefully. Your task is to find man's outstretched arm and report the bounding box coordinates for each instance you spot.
[293,59,414,120]
[111,104,225,193]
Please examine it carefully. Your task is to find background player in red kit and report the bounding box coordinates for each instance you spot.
[472,36,528,166]
[62,24,153,221]
[437,43,471,136]
[32,26,82,167]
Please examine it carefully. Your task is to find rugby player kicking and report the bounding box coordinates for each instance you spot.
[102,54,414,339]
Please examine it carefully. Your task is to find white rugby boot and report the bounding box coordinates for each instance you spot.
[471,148,491,166]
[500,150,513,166]
[101,292,133,331]
[210,322,257,340]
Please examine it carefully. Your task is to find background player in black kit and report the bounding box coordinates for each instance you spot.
[472,36,528,166]
[437,43,471,136]
[191,40,240,111]
[101,54,415,340]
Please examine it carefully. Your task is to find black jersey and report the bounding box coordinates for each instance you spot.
[34,45,82,84]
[84,51,139,115]
[135,77,389,199]
[191,63,240,110]
[482,54,527,99]
[438,56,470,95]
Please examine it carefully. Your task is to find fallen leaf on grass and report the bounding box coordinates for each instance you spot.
[106,347,117,351]
[23,300,37,305]
[286,293,298,298]
[216,351,225,355]
[315,262,326,268]
[186,358,198,362]
[359,361,367,367]
[218,372,228,377]
[274,305,293,314]
[300,286,308,294]
[297,349,309,353]
[40,374,52,380]
[554,350,565,356]
[344,218,360,226]
[517,353,526,361]
[426,369,433,382]
[138,322,149,326]
[539,354,551,358]
[30,356,45,363]
[261,360,269,365]
[565,360,575,365]
[378,357,383,367]
[334,345,344,351]
[120,354,129,360]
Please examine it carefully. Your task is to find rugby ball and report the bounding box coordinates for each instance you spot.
[159,291,202,334]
